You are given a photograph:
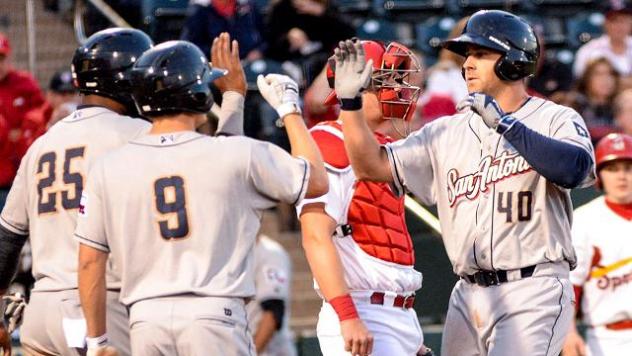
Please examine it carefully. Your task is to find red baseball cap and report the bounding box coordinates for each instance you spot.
[0,33,10,55]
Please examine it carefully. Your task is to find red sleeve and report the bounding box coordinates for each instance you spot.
[20,72,46,111]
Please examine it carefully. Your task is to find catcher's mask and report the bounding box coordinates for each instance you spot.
[324,40,422,122]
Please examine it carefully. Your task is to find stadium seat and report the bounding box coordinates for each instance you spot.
[520,14,565,47]
[254,0,271,13]
[333,0,372,13]
[141,0,189,42]
[529,0,598,5]
[414,16,456,58]
[243,59,287,90]
[355,18,398,43]
[566,12,604,49]
[456,0,520,8]
[375,0,445,12]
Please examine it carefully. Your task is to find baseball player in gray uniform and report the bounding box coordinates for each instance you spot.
[332,10,595,356]
[75,40,327,356]
[0,28,153,356]
[248,234,297,356]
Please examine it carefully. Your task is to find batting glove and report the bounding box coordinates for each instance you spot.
[334,39,373,110]
[457,93,517,134]
[256,74,301,123]
[2,292,26,333]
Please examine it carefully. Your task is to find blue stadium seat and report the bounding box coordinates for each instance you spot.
[355,18,398,43]
[520,15,565,47]
[253,0,271,13]
[333,0,372,12]
[456,0,520,8]
[529,0,598,5]
[414,16,456,58]
[566,12,604,49]
[376,0,445,12]
[243,59,287,90]
[548,48,575,66]
[141,0,189,41]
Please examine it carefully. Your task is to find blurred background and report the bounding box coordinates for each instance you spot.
[0,0,624,354]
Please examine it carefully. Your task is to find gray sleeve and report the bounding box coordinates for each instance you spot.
[384,126,436,205]
[248,141,310,207]
[214,92,245,137]
[74,161,109,252]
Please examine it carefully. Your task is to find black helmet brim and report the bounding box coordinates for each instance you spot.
[442,33,508,57]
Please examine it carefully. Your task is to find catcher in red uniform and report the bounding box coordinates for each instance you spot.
[297,39,433,356]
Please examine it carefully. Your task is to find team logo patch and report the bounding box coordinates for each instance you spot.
[446,151,532,206]
[78,193,88,217]
[573,122,589,138]
[264,266,287,285]
[160,135,175,144]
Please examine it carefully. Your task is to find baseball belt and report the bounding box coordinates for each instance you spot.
[462,265,536,287]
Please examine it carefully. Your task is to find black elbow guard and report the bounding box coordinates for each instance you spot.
[260,299,285,330]
[0,224,28,290]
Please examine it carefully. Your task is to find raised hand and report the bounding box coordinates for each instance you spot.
[256,74,301,121]
[333,39,373,101]
[211,32,247,96]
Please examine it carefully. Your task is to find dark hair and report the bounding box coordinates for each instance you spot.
[576,57,620,102]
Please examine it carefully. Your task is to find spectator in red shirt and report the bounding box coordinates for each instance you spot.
[0,33,47,195]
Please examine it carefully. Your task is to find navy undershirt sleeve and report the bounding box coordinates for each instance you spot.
[500,119,592,189]
[0,224,28,290]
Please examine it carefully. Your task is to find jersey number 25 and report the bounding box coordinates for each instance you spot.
[36,147,85,214]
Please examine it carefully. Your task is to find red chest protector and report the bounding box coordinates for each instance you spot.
[311,122,414,266]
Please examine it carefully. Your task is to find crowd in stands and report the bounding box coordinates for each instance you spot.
[4,0,632,199]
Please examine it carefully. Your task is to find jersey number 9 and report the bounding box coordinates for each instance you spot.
[154,176,189,240]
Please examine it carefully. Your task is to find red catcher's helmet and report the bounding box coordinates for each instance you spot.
[324,40,422,122]
[595,133,632,171]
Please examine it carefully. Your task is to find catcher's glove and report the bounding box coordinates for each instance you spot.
[3,292,26,333]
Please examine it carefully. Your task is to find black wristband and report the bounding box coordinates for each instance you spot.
[339,97,362,111]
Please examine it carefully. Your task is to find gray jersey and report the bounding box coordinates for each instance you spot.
[247,235,296,356]
[0,107,149,292]
[74,131,309,306]
[385,97,595,275]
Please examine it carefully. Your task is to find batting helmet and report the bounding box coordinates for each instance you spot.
[130,41,227,117]
[71,28,153,110]
[324,40,422,121]
[442,10,539,81]
[596,133,632,171]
